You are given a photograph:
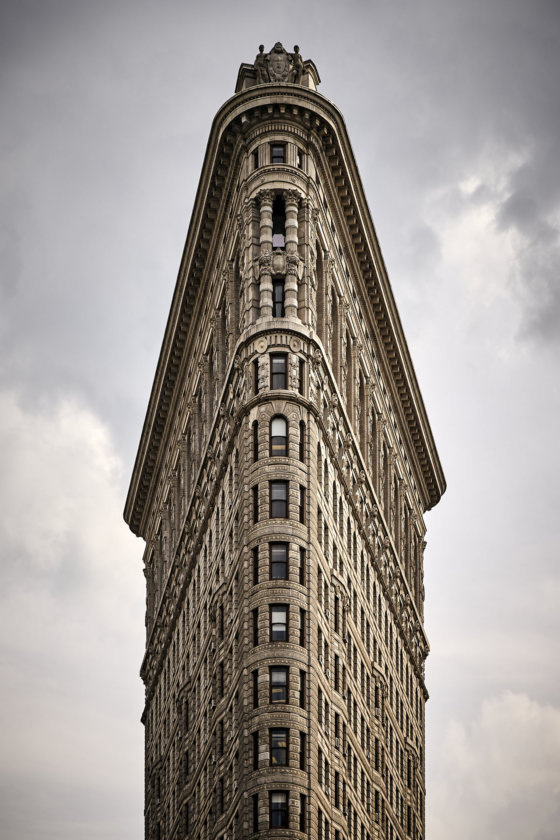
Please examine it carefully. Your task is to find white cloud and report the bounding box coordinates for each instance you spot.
[429,692,560,840]
[0,391,144,840]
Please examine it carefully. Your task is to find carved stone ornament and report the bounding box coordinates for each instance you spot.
[268,42,291,82]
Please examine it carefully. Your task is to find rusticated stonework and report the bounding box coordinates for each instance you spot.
[125,43,445,840]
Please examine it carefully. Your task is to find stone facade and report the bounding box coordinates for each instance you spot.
[124,43,445,840]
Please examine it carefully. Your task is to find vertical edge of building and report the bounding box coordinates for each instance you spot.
[124,42,446,840]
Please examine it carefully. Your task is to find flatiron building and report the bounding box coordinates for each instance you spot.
[125,41,446,840]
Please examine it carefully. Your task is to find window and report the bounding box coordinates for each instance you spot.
[299,547,305,585]
[252,669,259,708]
[253,731,259,769]
[299,732,306,770]
[272,194,286,248]
[253,793,259,832]
[270,416,287,456]
[299,794,306,832]
[299,669,306,708]
[299,608,306,647]
[252,420,259,461]
[270,728,288,765]
[252,608,259,646]
[299,485,305,523]
[270,353,287,389]
[270,790,289,828]
[270,542,288,580]
[270,604,288,641]
[252,148,259,170]
[272,279,285,317]
[271,144,286,164]
[253,485,259,522]
[299,420,305,461]
[253,358,259,394]
[252,546,259,585]
[299,358,305,395]
[296,148,303,169]
[270,666,288,703]
[270,480,288,517]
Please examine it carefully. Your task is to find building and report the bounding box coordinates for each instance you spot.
[124,42,446,840]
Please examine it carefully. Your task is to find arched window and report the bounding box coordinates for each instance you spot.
[270,416,287,456]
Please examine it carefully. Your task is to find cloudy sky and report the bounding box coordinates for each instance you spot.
[1,1,559,838]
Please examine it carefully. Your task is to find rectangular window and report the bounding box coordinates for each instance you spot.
[299,485,305,523]
[299,732,306,770]
[299,608,306,647]
[299,669,306,708]
[253,420,259,461]
[253,358,259,394]
[270,480,288,518]
[299,358,305,395]
[252,669,259,708]
[270,353,287,389]
[252,546,259,585]
[253,148,259,170]
[299,547,305,585]
[296,148,303,169]
[253,484,259,522]
[270,790,289,828]
[252,793,259,832]
[252,608,259,647]
[270,144,286,164]
[270,604,288,641]
[270,728,289,766]
[253,731,259,770]
[299,794,306,833]
[272,279,285,317]
[270,666,288,703]
[270,542,288,580]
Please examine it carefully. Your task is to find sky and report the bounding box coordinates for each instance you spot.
[1,0,559,838]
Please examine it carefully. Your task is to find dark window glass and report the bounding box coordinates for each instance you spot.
[270,666,288,703]
[253,484,259,522]
[253,358,259,394]
[299,669,306,708]
[299,420,305,461]
[252,546,259,585]
[253,148,259,170]
[299,794,306,832]
[252,608,259,646]
[299,358,304,395]
[270,728,289,765]
[270,790,288,828]
[299,608,306,647]
[252,794,259,832]
[271,144,285,164]
[252,420,259,461]
[272,194,286,248]
[270,604,288,641]
[299,547,305,585]
[299,732,306,770]
[299,485,305,523]
[272,279,285,317]
[270,480,288,517]
[270,542,288,579]
[270,353,287,389]
[296,148,303,169]
[252,669,259,708]
[270,416,287,456]
[252,731,259,769]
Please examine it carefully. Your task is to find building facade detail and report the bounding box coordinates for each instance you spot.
[125,43,445,840]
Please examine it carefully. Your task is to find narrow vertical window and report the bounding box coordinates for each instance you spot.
[299,485,305,523]
[299,732,307,770]
[271,193,286,248]
[270,666,288,703]
[296,148,303,169]
[252,669,259,708]
[252,608,259,647]
[272,279,285,317]
[270,790,289,828]
[270,480,288,517]
[252,793,259,832]
[299,547,305,586]
[270,353,287,389]
[253,484,259,522]
[299,608,306,647]
[299,793,306,832]
[270,416,287,456]
[270,728,289,765]
[299,358,305,395]
[252,148,259,170]
[299,669,306,708]
[252,420,259,461]
[252,546,259,585]
[252,731,259,769]
[270,542,288,580]
[253,358,259,394]
[299,420,305,461]
[270,604,288,641]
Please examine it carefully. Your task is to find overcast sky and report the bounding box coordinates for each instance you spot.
[1,1,559,838]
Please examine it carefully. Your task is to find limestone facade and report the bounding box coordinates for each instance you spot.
[124,43,445,840]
